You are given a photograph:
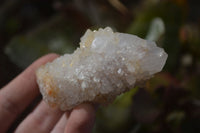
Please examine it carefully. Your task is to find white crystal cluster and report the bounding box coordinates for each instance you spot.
[36,27,168,111]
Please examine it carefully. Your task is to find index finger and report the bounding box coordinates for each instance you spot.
[0,53,59,133]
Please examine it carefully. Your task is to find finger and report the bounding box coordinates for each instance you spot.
[64,103,95,133]
[51,113,69,133]
[15,101,63,133]
[0,53,59,133]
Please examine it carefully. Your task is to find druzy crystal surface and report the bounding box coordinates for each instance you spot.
[36,27,168,111]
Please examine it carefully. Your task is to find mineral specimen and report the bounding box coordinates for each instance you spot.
[36,27,168,111]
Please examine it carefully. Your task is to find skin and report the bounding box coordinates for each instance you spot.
[0,53,95,133]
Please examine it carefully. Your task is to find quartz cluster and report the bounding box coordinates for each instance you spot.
[36,27,168,111]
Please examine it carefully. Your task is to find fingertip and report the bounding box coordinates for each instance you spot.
[21,53,60,85]
[42,53,60,59]
[65,103,96,133]
[34,53,59,67]
[74,103,96,116]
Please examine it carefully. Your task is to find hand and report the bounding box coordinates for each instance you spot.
[0,54,95,133]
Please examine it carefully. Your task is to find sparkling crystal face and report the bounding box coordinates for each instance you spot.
[36,27,168,110]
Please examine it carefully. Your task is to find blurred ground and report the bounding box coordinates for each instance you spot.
[0,0,200,133]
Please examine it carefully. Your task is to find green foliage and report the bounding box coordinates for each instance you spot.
[5,16,77,68]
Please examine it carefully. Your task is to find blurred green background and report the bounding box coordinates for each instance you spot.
[0,0,200,133]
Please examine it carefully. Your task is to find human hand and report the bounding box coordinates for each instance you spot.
[0,54,95,133]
